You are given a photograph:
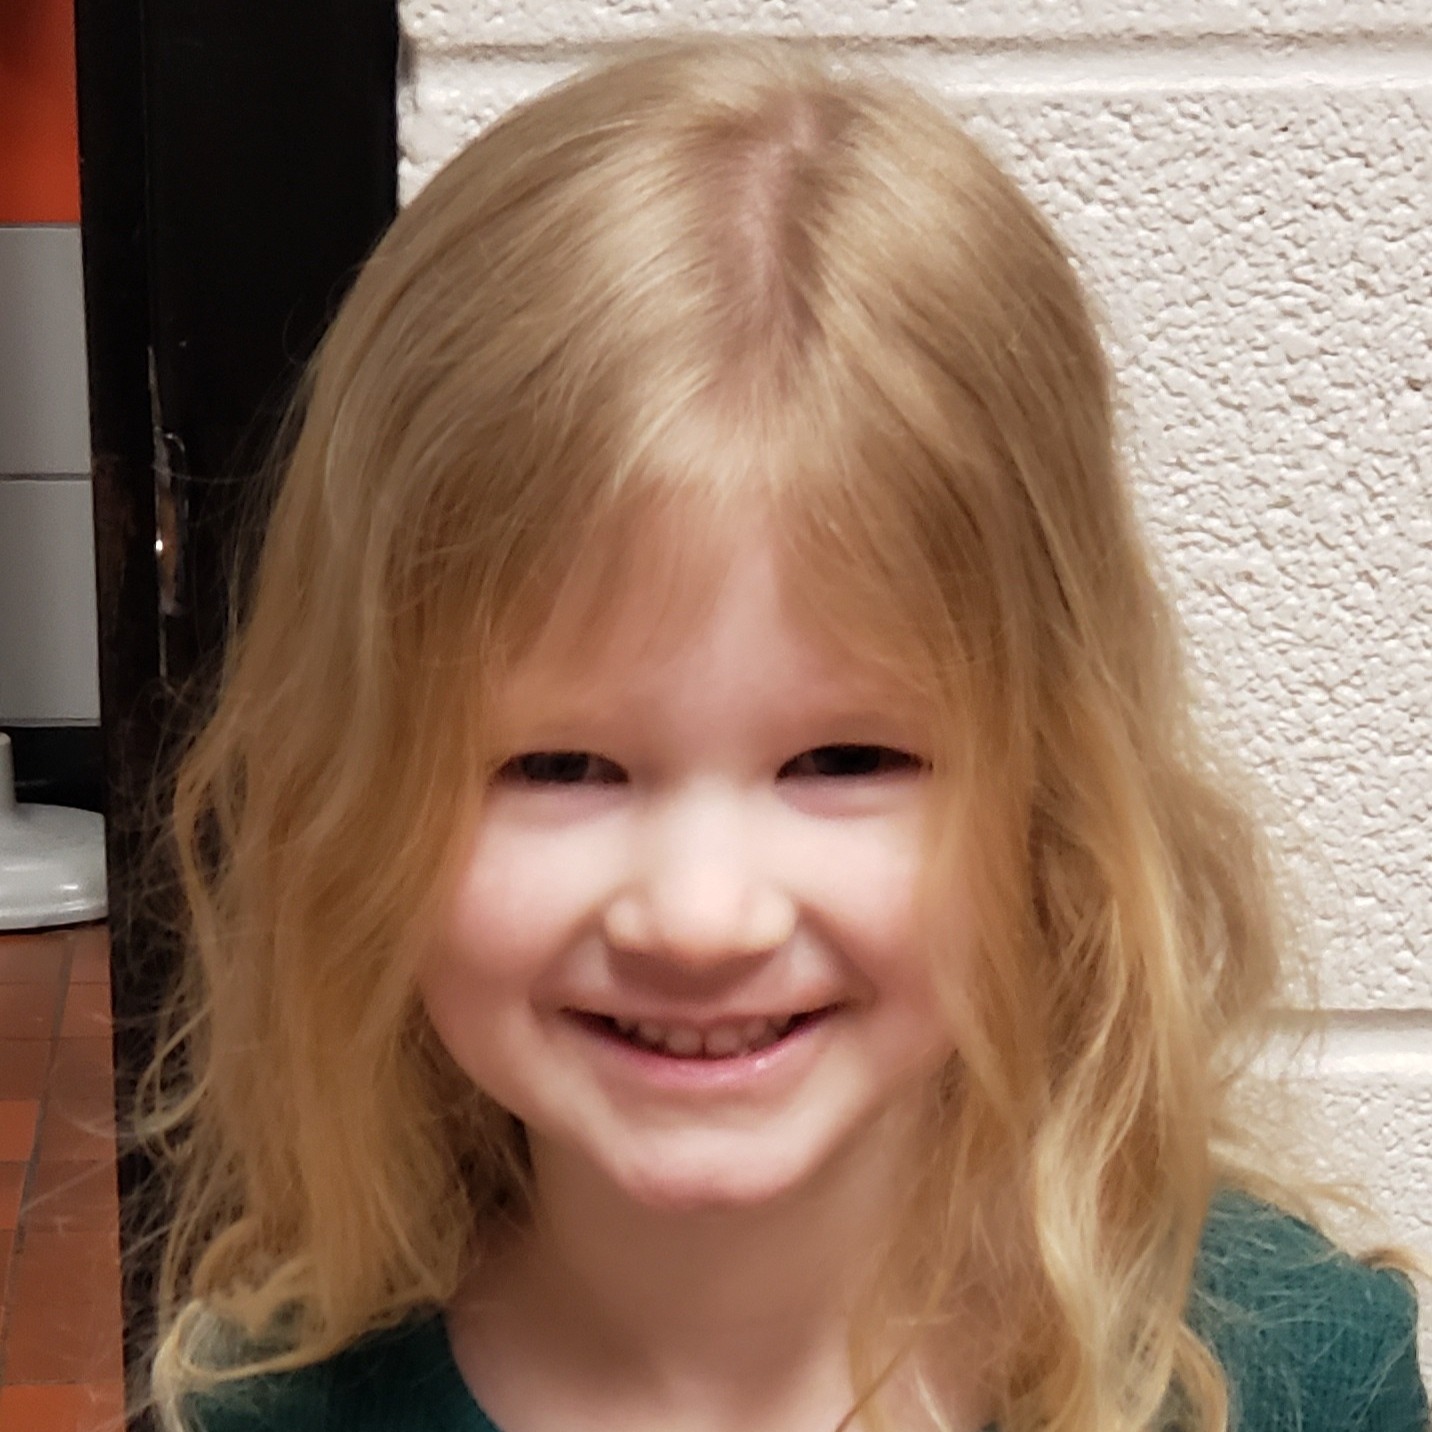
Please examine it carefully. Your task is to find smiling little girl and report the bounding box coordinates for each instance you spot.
[138,34,1426,1432]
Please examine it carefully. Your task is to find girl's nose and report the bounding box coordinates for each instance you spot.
[602,792,798,963]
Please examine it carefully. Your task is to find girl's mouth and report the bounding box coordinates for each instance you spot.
[570,1009,831,1060]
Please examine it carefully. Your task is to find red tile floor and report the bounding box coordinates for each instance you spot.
[0,924,126,1431]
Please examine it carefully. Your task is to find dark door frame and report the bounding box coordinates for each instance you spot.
[74,5,398,1423]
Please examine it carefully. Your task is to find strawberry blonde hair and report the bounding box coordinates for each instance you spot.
[138,34,1302,1432]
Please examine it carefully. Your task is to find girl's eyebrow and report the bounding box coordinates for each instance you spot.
[492,697,932,751]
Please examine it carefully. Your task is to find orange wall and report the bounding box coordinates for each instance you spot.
[0,0,80,223]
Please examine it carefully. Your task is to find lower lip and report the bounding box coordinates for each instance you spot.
[562,1010,838,1094]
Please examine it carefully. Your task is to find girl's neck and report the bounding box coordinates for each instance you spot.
[523,1127,901,1385]
[448,1108,977,1431]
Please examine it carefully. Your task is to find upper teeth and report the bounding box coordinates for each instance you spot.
[616,1015,797,1058]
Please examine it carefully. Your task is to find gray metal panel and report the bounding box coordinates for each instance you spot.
[0,477,101,723]
[0,226,92,476]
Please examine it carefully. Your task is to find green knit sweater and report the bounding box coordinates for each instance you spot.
[186,1191,1428,1431]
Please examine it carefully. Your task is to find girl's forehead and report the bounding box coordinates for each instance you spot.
[495,508,931,719]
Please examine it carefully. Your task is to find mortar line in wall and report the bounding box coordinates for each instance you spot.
[896,38,1432,95]
[1271,1009,1432,1035]
[410,34,1432,95]
[1260,1008,1432,1071]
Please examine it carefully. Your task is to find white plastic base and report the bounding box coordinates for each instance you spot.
[0,732,108,930]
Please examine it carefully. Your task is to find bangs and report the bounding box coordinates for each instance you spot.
[483,350,982,751]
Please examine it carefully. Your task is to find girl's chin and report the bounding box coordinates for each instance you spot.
[613,1172,808,1215]
[585,1135,854,1216]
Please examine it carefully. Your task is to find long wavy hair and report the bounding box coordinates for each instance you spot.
[137,34,1305,1432]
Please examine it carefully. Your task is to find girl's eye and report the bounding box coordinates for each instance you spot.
[778,745,925,779]
[498,751,626,786]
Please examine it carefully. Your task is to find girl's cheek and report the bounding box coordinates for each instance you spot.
[440,819,608,972]
[841,824,968,995]
[822,820,926,927]
[440,823,548,968]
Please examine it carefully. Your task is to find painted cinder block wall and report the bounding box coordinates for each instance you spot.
[396,0,1432,1341]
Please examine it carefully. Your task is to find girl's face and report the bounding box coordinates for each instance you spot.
[420,524,968,1214]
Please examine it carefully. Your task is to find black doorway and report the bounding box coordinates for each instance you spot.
[74,4,398,1423]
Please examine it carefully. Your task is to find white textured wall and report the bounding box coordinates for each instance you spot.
[397,0,1432,1333]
